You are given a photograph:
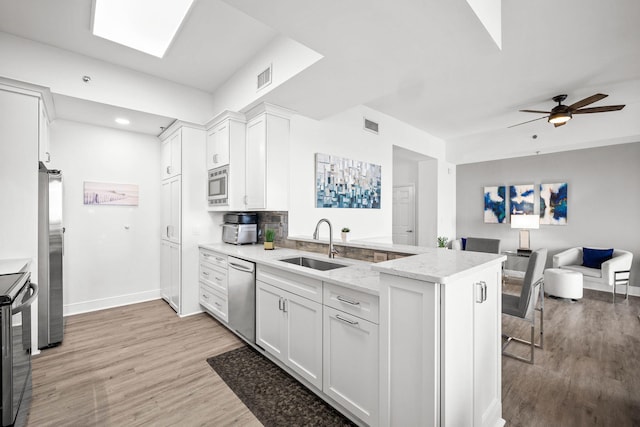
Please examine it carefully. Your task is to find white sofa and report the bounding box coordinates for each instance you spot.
[552,247,633,300]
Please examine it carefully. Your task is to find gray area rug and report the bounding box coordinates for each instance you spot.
[207,346,356,427]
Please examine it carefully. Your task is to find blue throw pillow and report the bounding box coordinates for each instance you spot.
[461,238,467,250]
[582,247,614,269]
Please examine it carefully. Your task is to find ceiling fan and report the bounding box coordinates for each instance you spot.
[509,93,625,128]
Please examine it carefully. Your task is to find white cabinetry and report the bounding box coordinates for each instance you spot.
[199,249,229,322]
[256,266,323,389]
[161,175,181,244]
[161,130,182,179]
[245,104,291,210]
[159,124,210,316]
[161,240,181,311]
[205,111,246,211]
[379,262,503,427]
[323,284,379,426]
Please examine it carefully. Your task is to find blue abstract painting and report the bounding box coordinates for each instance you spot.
[510,184,535,215]
[540,182,568,225]
[315,153,381,209]
[484,186,506,223]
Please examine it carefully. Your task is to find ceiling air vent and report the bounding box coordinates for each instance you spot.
[363,118,379,134]
[257,64,272,90]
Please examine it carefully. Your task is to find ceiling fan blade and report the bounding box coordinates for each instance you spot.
[568,93,608,110]
[508,116,549,128]
[519,109,551,114]
[573,105,625,114]
[553,122,566,128]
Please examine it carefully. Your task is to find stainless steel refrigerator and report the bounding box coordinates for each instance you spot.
[38,162,64,349]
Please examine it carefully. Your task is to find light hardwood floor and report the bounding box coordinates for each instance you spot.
[27,291,640,426]
[27,300,261,427]
[502,287,640,426]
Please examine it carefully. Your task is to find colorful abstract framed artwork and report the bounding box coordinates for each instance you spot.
[315,153,381,208]
[509,184,535,215]
[483,185,506,223]
[540,182,568,225]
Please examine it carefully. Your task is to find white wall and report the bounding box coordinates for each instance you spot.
[456,142,640,289]
[50,120,162,315]
[288,105,448,242]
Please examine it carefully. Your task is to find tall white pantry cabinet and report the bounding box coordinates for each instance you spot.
[159,122,211,316]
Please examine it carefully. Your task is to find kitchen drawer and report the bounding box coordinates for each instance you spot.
[200,249,227,270]
[200,262,228,294]
[200,283,228,323]
[324,283,379,324]
[257,265,323,303]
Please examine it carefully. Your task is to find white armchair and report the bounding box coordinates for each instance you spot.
[553,247,633,301]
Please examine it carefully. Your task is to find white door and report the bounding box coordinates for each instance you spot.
[160,240,171,302]
[206,122,230,170]
[393,185,416,245]
[284,291,323,390]
[169,242,181,311]
[167,176,181,244]
[256,281,285,359]
[323,307,379,426]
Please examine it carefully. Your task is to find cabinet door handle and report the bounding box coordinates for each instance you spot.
[282,299,288,313]
[213,154,218,164]
[476,282,484,303]
[336,295,360,306]
[166,226,170,238]
[46,152,51,163]
[278,297,283,311]
[482,281,488,302]
[336,314,359,326]
[166,166,171,175]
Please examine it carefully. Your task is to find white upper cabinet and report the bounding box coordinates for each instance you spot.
[205,111,247,211]
[245,104,291,211]
[206,121,230,169]
[161,129,182,179]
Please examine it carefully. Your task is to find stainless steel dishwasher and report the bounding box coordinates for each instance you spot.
[227,256,256,343]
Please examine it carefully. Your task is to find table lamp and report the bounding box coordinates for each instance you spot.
[511,214,539,254]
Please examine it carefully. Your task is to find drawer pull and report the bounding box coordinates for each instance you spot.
[335,314,359,326]
[202,294,209,300]
[214,302,221,308]
[202,271,210,276]
[214,277,223,282]
[215,257,224,262]
[203,253,212,258]
[337,295,360,306]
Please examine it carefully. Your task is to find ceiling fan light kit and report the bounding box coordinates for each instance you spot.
[511,93,625,128]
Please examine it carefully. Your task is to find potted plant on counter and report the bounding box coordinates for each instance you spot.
[264,228,276,250]
[437,236,449,248]
[341,227,350,242]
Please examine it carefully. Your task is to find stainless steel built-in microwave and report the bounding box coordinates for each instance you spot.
[208,165,228,206]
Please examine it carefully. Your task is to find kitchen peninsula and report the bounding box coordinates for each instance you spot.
[199,242,505,427]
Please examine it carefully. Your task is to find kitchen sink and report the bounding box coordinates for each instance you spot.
[279,256,347,271]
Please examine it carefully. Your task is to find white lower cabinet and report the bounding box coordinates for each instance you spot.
[199,249,228,323]
[256,280,323,390]
[323,306,379,426]
[161,240,181,311]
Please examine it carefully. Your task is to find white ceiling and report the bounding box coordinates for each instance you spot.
[1,0,639,160]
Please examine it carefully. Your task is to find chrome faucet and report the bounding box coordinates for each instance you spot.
[313,218,339,259]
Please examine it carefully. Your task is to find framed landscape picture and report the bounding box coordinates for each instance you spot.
[483,185,506,223]
[83,181,139,206]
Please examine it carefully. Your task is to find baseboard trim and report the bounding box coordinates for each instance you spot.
[583,282,640,298]
[64,289,162,317]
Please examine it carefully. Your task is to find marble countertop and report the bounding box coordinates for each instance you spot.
[199,243,381,295]
[0,258,32,275]
[287,235,429,255]
[372,249,506,283]
[199,243,506,295]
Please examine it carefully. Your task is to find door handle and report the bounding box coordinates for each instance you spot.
[166,226,170,237]
[166,166,171,175]
[406,230,413,232]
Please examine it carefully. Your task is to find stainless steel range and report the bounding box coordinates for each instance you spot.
[0,272,38,427]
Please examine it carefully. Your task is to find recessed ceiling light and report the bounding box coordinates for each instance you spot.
[92,0,194,58]
[115,118,130,125]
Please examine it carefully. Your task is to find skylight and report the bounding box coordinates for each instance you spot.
[92,0,194,58]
